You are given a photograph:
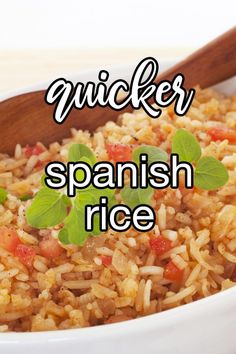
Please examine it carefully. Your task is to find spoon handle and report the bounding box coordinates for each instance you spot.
[157,27,236,89]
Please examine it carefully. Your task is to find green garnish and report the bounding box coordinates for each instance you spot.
[172,129,229,190]
[121,186,154,209]
[79,185,115,202]
[26,187,71,228]
[133,145,168,165]
[62,205,88,245]
[172,129,201,163]
[26,144,117,244]
[0,188,7,204]
[69,144,96,183]
[194,156,229,190]
[41,174,47,186]
[59,191,107,245]
[68,143,96,165]
[41,173,62,187]
[26,134,229,246]
[19,194,33,201]
[58,227,70,244]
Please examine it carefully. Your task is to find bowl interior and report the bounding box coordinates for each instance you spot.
[0,61,236,346]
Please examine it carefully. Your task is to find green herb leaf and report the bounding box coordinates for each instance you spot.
[75,189,101,235]
[68,144,96,165]
[0,188,7,204]
[109,195,117,209]
[133,145,168,165]
[172,129,201,163]
[41,174,46,186]
[19,194,33,201]
[76,188,116,237]
[75,156,94,183]
[79,185,115,199]
[63,206,89,245]
[26,187,69,228]
[75,194,102,236]
[121,186,154,209]
[61,194,72,207]
[194,156,229,190]
[75,193,96,209]
[41,174,61,187]
[58,227,70,244]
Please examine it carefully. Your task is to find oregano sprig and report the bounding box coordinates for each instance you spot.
[172,128,229,190]
[26,130,229,245]
[26,143,116,245]
[172,129,201,163]
[0,188,7,205]
[26,187,71,228]
[0,188,32,206]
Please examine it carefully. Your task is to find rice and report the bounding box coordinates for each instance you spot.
[139,266,164,276]
[63,279,98,289]
[143,279,152,311]
[185,264,201,287]
[0,87,235,332]
[0,269,19,280]
[162,285,196,306]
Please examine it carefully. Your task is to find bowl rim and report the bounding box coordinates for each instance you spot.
[0,60,236,342]
[0,286,235,342]
[0,59,177,101]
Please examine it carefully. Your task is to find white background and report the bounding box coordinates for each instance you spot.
[1,0,235,49]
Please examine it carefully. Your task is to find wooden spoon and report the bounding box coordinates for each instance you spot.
[1,27,236,154]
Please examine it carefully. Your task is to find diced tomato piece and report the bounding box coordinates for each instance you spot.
[150,236,172,256]
[0,226,21,252]
[14,244,36,267]
[39,236,64,259]
[154,189,165,200]
[153,127,165,142]
[25,143,45,158]
[207,127,236,144]
[106,143,132,162]
[164,261,183,282]
[101,255,112,267]
[35,160,44,169]
[167,105,175,119]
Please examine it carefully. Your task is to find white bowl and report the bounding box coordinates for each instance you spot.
[1,61,236,354]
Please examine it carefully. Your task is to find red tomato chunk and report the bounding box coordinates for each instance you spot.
[0,226,21,253]
[101,255,112,266]
[35,160,44,169]
[14,244,36,267]
[164,261,183,282]
[208,127,236,144]
[150,236,172,256]
[39,236,64,259]
[106,143,132,162]
[25,143,45,158]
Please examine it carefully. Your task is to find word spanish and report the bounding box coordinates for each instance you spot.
[45,154,193,197]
